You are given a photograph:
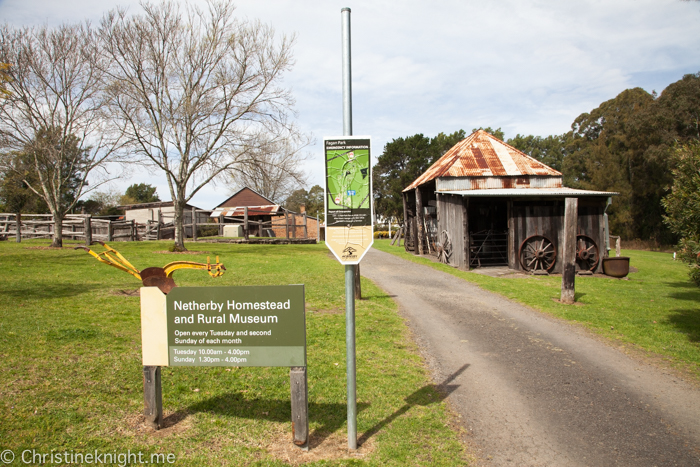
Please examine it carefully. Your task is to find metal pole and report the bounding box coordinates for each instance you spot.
[345,264,357,450]
[341,6,357,450]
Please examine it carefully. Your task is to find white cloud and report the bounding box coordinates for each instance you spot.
[1,0,698,208]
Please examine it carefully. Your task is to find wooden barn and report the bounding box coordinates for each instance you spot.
[211,187,321,240]
[402,130,616,274]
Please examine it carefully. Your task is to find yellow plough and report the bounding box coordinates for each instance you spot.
[75,241,225,293]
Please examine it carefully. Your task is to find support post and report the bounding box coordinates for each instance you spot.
[15,212,21,243]
[415,188,424,255]
[345,264,357,450]
[143,365,163,429]
[107,221,113,242]
[285,210,290,239]
[561,197,578,304]
[303,212,308,239]
[192,207,197,241]
[290,366,309,449]
[244,207,249,241]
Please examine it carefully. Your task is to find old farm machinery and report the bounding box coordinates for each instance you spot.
[75,241,225,293]
[518,234,600,274]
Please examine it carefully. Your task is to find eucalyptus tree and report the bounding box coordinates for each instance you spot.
[0,23,124,247]
[99,1,304,250]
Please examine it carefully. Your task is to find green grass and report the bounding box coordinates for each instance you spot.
[374,239,700,379]
[0,239,467,466]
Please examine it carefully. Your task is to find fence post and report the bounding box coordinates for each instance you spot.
[285,210,290,239]
[303,213,308,239]
[84,216,92,245]
[244,207,249,241]
[192,207,197,241]
[15,212,21,243]
[130,220,135,241]
[291,213,296,239]
[157,210,162,240]
[219,215,224,236]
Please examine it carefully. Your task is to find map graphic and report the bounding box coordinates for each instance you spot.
[326,149,370,210]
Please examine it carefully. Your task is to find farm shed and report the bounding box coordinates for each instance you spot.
[211,187,321,240]
[119,201,210,239]
[402,130,616,274]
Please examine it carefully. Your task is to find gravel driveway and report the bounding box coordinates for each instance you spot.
[361,249,700,466]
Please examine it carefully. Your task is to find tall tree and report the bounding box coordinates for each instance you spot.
[284,184,324,220]
[507,133,570,172]
[0,23,122,247]
[124,183,160,204]
[99,1,304,251]
[373,130,465,222]
[662,142,700,286]
[228,136,310,203]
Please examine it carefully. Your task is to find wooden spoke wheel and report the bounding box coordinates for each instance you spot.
[576,235,600,272]
[519,235,557,272]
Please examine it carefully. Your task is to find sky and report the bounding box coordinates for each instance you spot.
[1,0,699,209]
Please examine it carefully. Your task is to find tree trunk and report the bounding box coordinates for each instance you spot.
[51,211,63,248]
[173,201,187,251]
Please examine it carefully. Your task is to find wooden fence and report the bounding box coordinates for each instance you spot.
[0,208,320,243]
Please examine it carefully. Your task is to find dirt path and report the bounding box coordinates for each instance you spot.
[361,249,700,466]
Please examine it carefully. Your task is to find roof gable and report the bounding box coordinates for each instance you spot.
[216,187,275,208]
[404,130,561,191]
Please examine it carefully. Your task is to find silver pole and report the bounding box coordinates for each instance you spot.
[341,6,357,451]
[342,7,352,136]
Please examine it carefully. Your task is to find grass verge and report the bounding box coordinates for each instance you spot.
[0,239,467,466]
[374,239,700,380]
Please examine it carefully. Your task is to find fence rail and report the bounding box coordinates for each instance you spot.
[0,207,318,244]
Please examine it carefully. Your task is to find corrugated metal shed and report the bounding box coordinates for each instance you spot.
[439,188,617,197]
[404,130,561,191]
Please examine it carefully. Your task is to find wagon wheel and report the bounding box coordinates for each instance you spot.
[519,235,557,272]
[576,235,599,272]
[436,230,452,264]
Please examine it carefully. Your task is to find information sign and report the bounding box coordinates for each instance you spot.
[165,285,306,367]
[324,136,373,264]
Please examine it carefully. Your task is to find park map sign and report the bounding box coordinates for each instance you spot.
[324,136,373,264]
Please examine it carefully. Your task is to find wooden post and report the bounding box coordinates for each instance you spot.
[615,237,621,257]
[130,220,135,241]
[219,215,224,236]
[244,207,249,241]
[507,200,515,269]
[316,212,320,242]
[84,216,92,245]
[463,198,470,270]
[192,207,197,241]
[143,365,163,429]
[285,211,290,239]
[15,213,21,243]
[303,213,308,239]
[107,220,113,242]
[402,192,410,252]
[415,188,425,255]
[290,366,309,449]
[560,197,578,304]
[291,213,296,239]
[157,210,162,240]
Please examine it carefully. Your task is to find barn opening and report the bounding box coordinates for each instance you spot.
[467,197,508,267]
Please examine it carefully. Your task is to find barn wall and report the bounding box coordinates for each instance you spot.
[512,200,565,273]
[437,194,466,269]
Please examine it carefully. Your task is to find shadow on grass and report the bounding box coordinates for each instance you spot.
[0,283,97,300]
[357,363,470,446]
[667,309,700,342]
[187,394,369,447]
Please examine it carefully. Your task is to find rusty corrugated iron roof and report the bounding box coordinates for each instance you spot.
[404,130,562,191]
[210,205,281,217]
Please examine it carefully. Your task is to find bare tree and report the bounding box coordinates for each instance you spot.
[99,1,305,250]
[0,24,123,247]
[228,134,310,203]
